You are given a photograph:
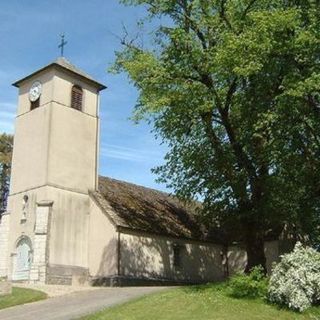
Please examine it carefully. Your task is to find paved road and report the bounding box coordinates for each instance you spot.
[0,287,167,320]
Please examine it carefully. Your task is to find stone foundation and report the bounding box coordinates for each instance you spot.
[29,201,53,283]
[90,275,204,287]
[0,280,12,296]
[47,265,89,286]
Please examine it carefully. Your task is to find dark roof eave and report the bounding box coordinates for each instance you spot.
[12,62,107,91]
[116,225,221,245]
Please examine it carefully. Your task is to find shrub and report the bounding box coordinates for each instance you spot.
[228,265,268,299]
[268,242,320,312]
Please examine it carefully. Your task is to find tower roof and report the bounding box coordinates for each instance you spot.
[12,57,106,91]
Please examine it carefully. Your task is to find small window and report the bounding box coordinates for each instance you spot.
[71,85,83,111]
[21,194,29,223]
[173,244,182,268]
[30,99,39,110]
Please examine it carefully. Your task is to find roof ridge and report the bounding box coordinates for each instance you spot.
[13,58,106,90]
[98,175,201,208]
[54,57,95,81]
[98,175,180,201]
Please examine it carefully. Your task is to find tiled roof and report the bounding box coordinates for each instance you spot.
[90,176,213,242]
[93,177,284,243]
[55,57,96,81]
[13,57,106,90]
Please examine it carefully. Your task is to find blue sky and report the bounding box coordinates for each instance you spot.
[0,0,170,192]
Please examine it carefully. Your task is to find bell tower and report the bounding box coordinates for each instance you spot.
[10,57,106,194]
[2,58,106,283]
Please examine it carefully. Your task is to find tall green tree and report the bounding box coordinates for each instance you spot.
[113,0,320,270]
[0,133,13,214]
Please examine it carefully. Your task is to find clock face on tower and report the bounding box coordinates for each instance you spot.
[29,81,42,102]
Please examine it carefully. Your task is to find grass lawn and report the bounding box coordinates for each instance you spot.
[81,284,320,320]
[0,287,47,310]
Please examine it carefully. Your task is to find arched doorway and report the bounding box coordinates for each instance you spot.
[12,237,32,281]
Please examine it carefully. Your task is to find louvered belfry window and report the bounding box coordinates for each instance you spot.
[71,85,83,111]
[30,99,40,110]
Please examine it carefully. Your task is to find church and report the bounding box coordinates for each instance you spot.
[0,58,284,286]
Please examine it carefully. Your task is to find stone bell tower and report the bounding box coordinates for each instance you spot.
[0,58,105,283]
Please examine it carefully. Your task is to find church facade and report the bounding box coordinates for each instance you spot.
[0,59,284,286]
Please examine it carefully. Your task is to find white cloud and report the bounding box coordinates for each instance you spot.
[100,143,162,162]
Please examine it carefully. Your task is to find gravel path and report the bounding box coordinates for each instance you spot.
[0,286,167,320]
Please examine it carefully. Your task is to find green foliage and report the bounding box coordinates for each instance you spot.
[0,133,13,213]
[228,266,268,299]
[112,0,320,268]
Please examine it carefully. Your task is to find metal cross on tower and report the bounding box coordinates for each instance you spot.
[58,33,68,57]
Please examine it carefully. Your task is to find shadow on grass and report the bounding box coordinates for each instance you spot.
[180,281,227,294]
[180,282,320,318]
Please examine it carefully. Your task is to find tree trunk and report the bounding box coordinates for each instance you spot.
[244,224,267,273]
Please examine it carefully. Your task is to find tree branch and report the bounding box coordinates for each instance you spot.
[200,112,247,202]
[241,0,258,19]
[303,119,320,150]
[220,110,257,179]
[219,0,233,30]
[224,77,238,112]
[193,71,256,184]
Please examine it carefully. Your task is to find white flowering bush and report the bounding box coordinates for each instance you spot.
[268,242,320,312]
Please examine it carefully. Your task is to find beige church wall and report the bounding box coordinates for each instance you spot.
[16,69,55,116]
[227,241,281,276]
[6,186,48,280]
[53,69,99,117]
[119,231,225,283]
[47,103,98,193]
[47,186,90,269]
[226,245,247,276]
[10,105,51,194]
[5,185,90,283]
[88,198,118,278]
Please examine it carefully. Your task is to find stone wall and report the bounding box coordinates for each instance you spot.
[0,280,12,296]
[0,213,10,278]
[29,201,52,283]
[46,264,89,285]
[227,241,289,276]
[91,275,203,287]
